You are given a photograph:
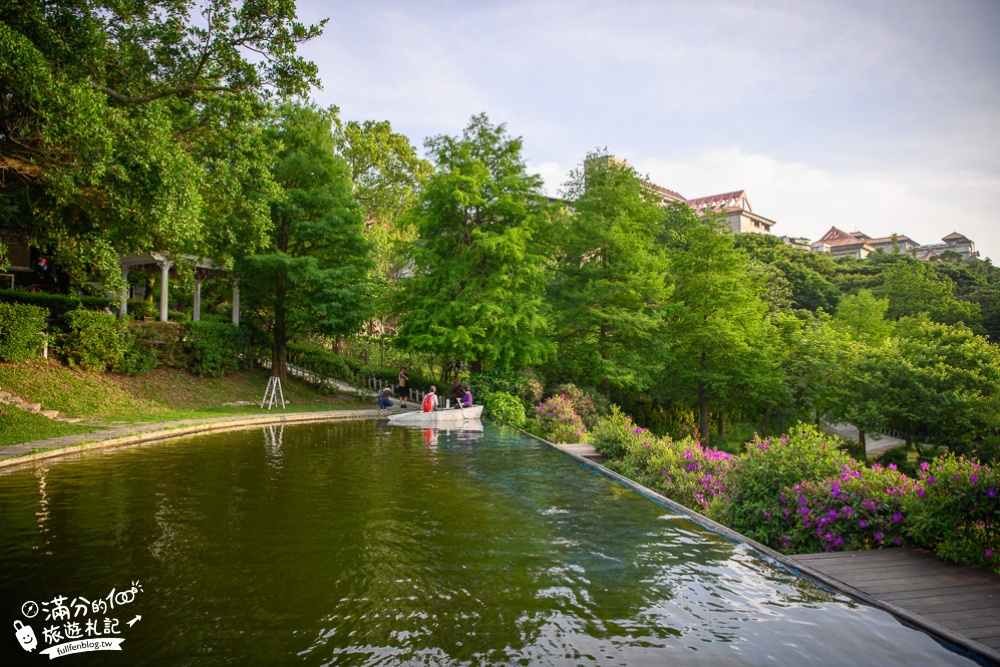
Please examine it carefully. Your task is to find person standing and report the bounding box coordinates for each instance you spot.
[422,386,439,413]
[397,367,410,408]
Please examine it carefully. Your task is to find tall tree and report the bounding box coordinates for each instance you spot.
[661,208,776,444]
[238,103,372,381]
[550,153,670,398]
[395,114,554,372]
[0,0,323,284]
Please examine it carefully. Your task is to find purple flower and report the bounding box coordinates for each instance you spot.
[970,473,979,484]
[928,476,935,485]
[917,487,925,498]
[874,533,883,542]
[892,513,904,523]
[888,464,898,471]
[859,520,868,528]
[893,537,901,546]
[799,506,810,515]
[842,506,854,516]
[987,488,997,499]
[827,509,839,520]
[987,549,994,559]
[764,511,771,519]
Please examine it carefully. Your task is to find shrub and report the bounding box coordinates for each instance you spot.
[185,321,249,377]
[61,308,130,371]
[533,394,587,443]
[591,407,733,510]
[472,367,544,409]
[903,455,1000,572]
[781,463,912,553]
[0,290,111,323]
[552,383,605,428]
[0,302,48,362]
[709,424,855,547]
[482,391,526,427]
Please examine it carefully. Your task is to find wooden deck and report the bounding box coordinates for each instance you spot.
[791,548,1000,665]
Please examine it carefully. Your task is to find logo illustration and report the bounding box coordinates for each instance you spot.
[14,620,37,652]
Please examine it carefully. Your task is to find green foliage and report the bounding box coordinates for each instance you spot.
[734,233,841,312]
[661,210,778,442]
[904,456,999,572]
[782,463,911,553]
[471,367,543,409]
[482,391,526,427]
[0,289,111,323]
[833,289,892,345]
[396,114,555,372]
[549,153,670,395]
[61,308,130,371]
[710,424,854,547]
[1,1,322,285]
[532,394,587,443]
[185,321,249,377]
[551,383,606,428]
[0,302,48,362]
[238,103,373,380]
[876,260,982,329]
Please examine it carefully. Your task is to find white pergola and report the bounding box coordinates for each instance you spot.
[118,253,240,324]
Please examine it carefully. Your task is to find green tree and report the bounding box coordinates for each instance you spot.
[549,153,670,398]
[333,119,432,322]
[0,0,323,284]
[875,259,982,329]
[395,114,554,373]
[833,289,893,346]
[238,103,372,381]
[734,233,841,312]
[661,209,777,444]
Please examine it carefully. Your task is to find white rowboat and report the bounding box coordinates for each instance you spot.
[387,405,484,426]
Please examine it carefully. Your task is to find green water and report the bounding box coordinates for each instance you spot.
[0,422,977,665]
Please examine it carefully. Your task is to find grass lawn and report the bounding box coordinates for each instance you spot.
[0,359,374,447]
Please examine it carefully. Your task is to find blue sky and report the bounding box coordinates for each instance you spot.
[296,0,1000,261]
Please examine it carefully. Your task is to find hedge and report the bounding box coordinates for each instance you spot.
[0,302,49,362]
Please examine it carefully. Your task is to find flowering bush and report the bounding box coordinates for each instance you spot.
[482,391,526,427]
[710,425,854,547]
[552,383,605,428]
[518,367,545,406]
[781,463,913,553]
[592,407,733,510]
[903,455,1000,572]
[534,394,587,443]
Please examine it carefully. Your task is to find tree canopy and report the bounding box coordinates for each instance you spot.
[1,0,324,284]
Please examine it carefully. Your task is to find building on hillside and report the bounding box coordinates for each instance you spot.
[810,227,878,259]
[867,234,920,255]
[918,232,979,260]
[779,235,812,252]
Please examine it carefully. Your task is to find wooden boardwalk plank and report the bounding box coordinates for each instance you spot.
[790,548,1000,665]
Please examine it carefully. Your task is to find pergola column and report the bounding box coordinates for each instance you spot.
[231,278,240,326]
[193,276,202,322]
[157,258,173,322]
[119,266,130,316]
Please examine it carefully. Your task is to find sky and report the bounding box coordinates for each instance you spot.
[295,0,1000,261]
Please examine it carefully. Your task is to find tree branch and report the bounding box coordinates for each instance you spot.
[90,81,245,104]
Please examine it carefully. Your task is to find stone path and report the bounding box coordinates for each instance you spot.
[0,406,402,467]
[822,422,908,455]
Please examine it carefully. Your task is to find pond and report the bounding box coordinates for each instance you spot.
[0,421,979,666]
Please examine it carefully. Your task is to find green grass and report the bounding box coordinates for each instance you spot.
[0,359,374,447]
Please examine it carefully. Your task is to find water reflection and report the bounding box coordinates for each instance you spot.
[0,422,979,666]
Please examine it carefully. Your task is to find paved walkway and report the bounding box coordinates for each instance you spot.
[791,548,1000,665]
[0,407,403,468]
[822,422,908,455]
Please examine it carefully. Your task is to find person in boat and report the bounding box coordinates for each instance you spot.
[422,386,439,412]
[378,386,394,411]
[459,385,473,408]
[397,367,410,408]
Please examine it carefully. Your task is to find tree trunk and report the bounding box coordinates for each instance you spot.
[858,430,866,454]
[717,411,725,438]
[698,352,709,445]
[273,273,287,381]
[760,407,770,437]
[471,359,482,373]
[145,273,156,305]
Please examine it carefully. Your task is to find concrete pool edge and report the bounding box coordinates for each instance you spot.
[533,433,1000,667]
[0,410,386,471]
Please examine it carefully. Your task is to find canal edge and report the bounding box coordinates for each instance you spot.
[530,433,1000,667]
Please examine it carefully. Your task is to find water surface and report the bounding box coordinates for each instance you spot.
[0,421,977,665]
